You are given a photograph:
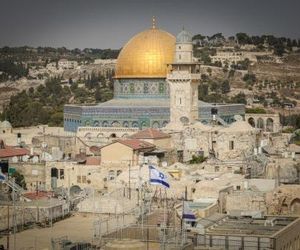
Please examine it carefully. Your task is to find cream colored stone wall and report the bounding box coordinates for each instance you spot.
[181,124,257,161]
[12,162,46,192]
[266,185,300,216]
[143,137,171,149]
[175,43,193,63]
[45,161,105,191]
[101,142,137,166]
[226,191,267,213]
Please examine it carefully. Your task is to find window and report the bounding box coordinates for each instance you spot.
[229,141,234,150]
[59,169,64,179]
[179,55,181,60]
[77,176,81,183]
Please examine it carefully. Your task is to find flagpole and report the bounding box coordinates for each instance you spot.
[181,194,184,247]
[163,188,167,250]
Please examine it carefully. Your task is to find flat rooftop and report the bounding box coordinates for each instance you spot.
[204,215,298,237]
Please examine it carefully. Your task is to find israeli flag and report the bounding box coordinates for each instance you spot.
[0,172,6,182]
[149,165,170,188]
[182,201,196,221]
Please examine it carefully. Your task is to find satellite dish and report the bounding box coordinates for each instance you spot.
[234,115,243,121]
[32,156,39,163]
[41,142,48,148]
[162,161,168,168]
[12,156,18,163]
[22,155,29,162]
[180,116,189,125]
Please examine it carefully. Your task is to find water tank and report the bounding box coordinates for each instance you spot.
[105,239,145,250]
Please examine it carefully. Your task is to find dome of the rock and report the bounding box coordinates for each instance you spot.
[115,24,175,79]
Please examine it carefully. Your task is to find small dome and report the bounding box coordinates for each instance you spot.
[0,120,12,128]
[176,28,193,43]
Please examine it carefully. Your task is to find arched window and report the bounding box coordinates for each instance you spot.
[257,118,264,130]
[248,117,255,128]
[266,118,274,132]
[123,121,129,127]
[152,121,160,128]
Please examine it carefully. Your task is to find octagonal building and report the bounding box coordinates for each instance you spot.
[64,20,244,132]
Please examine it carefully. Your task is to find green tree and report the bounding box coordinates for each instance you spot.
[11,171,26,190]
[95,86,102,102]
[221,80,230,94]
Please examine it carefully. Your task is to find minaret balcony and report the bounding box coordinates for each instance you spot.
[167,72,200,81]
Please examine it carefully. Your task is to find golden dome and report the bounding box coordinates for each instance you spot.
[115,23,175,78]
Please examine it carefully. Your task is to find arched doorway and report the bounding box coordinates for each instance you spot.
[290,198,300,214]
[257,118,264,130]
[248,117,255,128]
[109,133,116,138]
[266,118,274,132]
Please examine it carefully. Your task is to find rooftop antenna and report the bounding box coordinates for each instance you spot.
[152,16,156,29]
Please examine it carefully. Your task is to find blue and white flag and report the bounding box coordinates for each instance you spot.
[0,172,6,182]
[182,201,196,222]
[149,165,170,188]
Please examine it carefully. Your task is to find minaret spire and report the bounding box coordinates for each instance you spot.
[152,16,156,29]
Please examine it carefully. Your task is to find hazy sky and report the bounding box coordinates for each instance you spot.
[1,0,300,49]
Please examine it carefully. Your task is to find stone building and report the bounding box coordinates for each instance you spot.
[194,215,300,250]
[266,185,300,215]
[210,50,273,66]
[245,113,281,133]
[100,139,156,167]
[170,120,258,162]
[58,59,78,70]
[46,161,104,191]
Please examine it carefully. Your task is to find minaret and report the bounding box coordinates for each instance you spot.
[166,28,201,129]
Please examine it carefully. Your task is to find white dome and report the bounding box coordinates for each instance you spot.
[0,120,12,128]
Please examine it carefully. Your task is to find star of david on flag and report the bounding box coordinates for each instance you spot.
[149,165,170,188]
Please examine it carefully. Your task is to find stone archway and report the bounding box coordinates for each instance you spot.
[152,121,160,128]
[290,198,300,214]
[132,121,139,128]
[112,121,121,127]
[248,117,255,128]
[162,121,169,127]
[257,118,264,130]
[93,121,100,127]
[266,118,274,132]
[109,133,117,138]
[123,121,129,127]
[85,132,92,138]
